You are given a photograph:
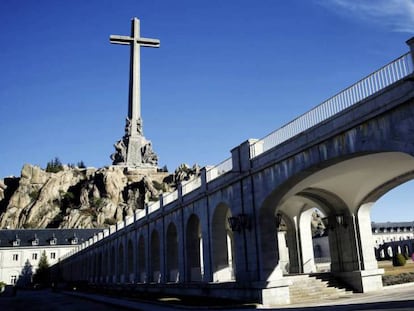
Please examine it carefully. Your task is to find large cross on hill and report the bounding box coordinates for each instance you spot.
[110,18,160,167]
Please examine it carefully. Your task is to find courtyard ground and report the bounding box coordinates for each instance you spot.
[378,258,414,275]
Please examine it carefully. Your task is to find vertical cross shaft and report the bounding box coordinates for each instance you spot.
[110,18,160,137]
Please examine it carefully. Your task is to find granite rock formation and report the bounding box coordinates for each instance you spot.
[0,163,199,229]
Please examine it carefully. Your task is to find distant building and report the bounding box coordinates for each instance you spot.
[371,222,414,260]
[371,222,414,246]
[0,228,101,286]
[313,221,414,267]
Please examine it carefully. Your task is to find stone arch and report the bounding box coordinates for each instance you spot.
[211,203,235,282]
[258,182,351,281]
[118,242,124,282]
[127,239,134,282]
[137,234,146,283]
[104,247,109,282]
[151,229,161,283]
[186,214,203,282]
[97,251,102,282]
[403,243,410,257]
[110,245,116,282]
[166,222,179,282]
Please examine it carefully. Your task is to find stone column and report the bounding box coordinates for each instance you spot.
[231,139,259,173]
[406,37,414,66]
[298,209,316,273]
[330,209,383,292]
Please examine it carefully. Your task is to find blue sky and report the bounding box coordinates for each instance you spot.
[0,0,413,222]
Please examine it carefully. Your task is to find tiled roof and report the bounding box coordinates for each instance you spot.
[371,221,414,230]
[0,228,102,248]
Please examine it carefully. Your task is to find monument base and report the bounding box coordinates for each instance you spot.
[254,279,292,306]
[333,269,384,292]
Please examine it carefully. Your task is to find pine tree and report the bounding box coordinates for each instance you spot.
[32,251,50,287]
[46,157,63,173]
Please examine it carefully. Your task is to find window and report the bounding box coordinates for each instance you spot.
[71,237,78,245]
[12,239,20,246]
[50,252,56,260]
[32,239,39,246]
[32,253,38,260]
[12,254,18,261]
[50,238,57,245]
[10,275,17,285]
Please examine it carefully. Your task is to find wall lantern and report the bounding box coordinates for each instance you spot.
[322,215,348,231]
[228,213,251,232]
[336,214,348,228]
[275,213,283,229]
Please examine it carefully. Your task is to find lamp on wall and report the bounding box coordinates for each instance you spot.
[322,214,348,231]
[275,213,283,229]
[335,214,348,228]
[228,213,251,232]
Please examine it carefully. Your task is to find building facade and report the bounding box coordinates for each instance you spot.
[0,229,101,286]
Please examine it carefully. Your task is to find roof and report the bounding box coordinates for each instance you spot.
[0,228,102,248]
[371,221,414,230]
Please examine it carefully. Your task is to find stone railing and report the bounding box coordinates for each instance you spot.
[206,157,233,182]
[163,190,178,205]
[182,176,202,195]
[250,52,414,158]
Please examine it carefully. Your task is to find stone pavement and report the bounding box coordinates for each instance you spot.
[1,283,414,311]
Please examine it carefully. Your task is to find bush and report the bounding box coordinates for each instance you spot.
[91,198,104,208]
[29,190,40,201]
[393,253,407,267]
[104,218,117,226]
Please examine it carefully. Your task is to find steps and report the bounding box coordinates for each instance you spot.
[286,273,353,304]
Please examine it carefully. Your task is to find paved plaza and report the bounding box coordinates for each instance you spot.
[1,283,414,311]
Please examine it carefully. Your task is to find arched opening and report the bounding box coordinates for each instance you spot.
[186,214,203,282]
[118,243,124,282]
[127,239,134,282]
[166,223,179,282]
[369,179,414,272]
[97,252,102,283]
[310,209,331,273]
[138,235,146,283]
[104,248,109,282]
[110,245,115,282]
[259,186,348,281]
[212,203,236,282]
[151,229,161,283]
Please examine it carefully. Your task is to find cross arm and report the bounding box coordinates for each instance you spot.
[137,37,160,48]
[110,35,134,45]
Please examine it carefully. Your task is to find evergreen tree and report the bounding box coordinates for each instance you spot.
[46,157,63,173]
[32,251,50,286]
[45,157,64,173]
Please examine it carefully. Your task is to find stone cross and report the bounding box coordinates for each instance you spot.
[110,17,160,137]
[109,18,160,167]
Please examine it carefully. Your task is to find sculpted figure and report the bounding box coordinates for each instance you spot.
[141,141,158,166]
[124,118,131,136]
[137,117,143,135]
[111,139,127,164]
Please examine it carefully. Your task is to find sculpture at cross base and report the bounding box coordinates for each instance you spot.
[109,17,160,168]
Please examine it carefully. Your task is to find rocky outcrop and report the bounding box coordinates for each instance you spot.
[0,163,199,229]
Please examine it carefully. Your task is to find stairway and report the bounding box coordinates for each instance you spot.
[286,273,353,304]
